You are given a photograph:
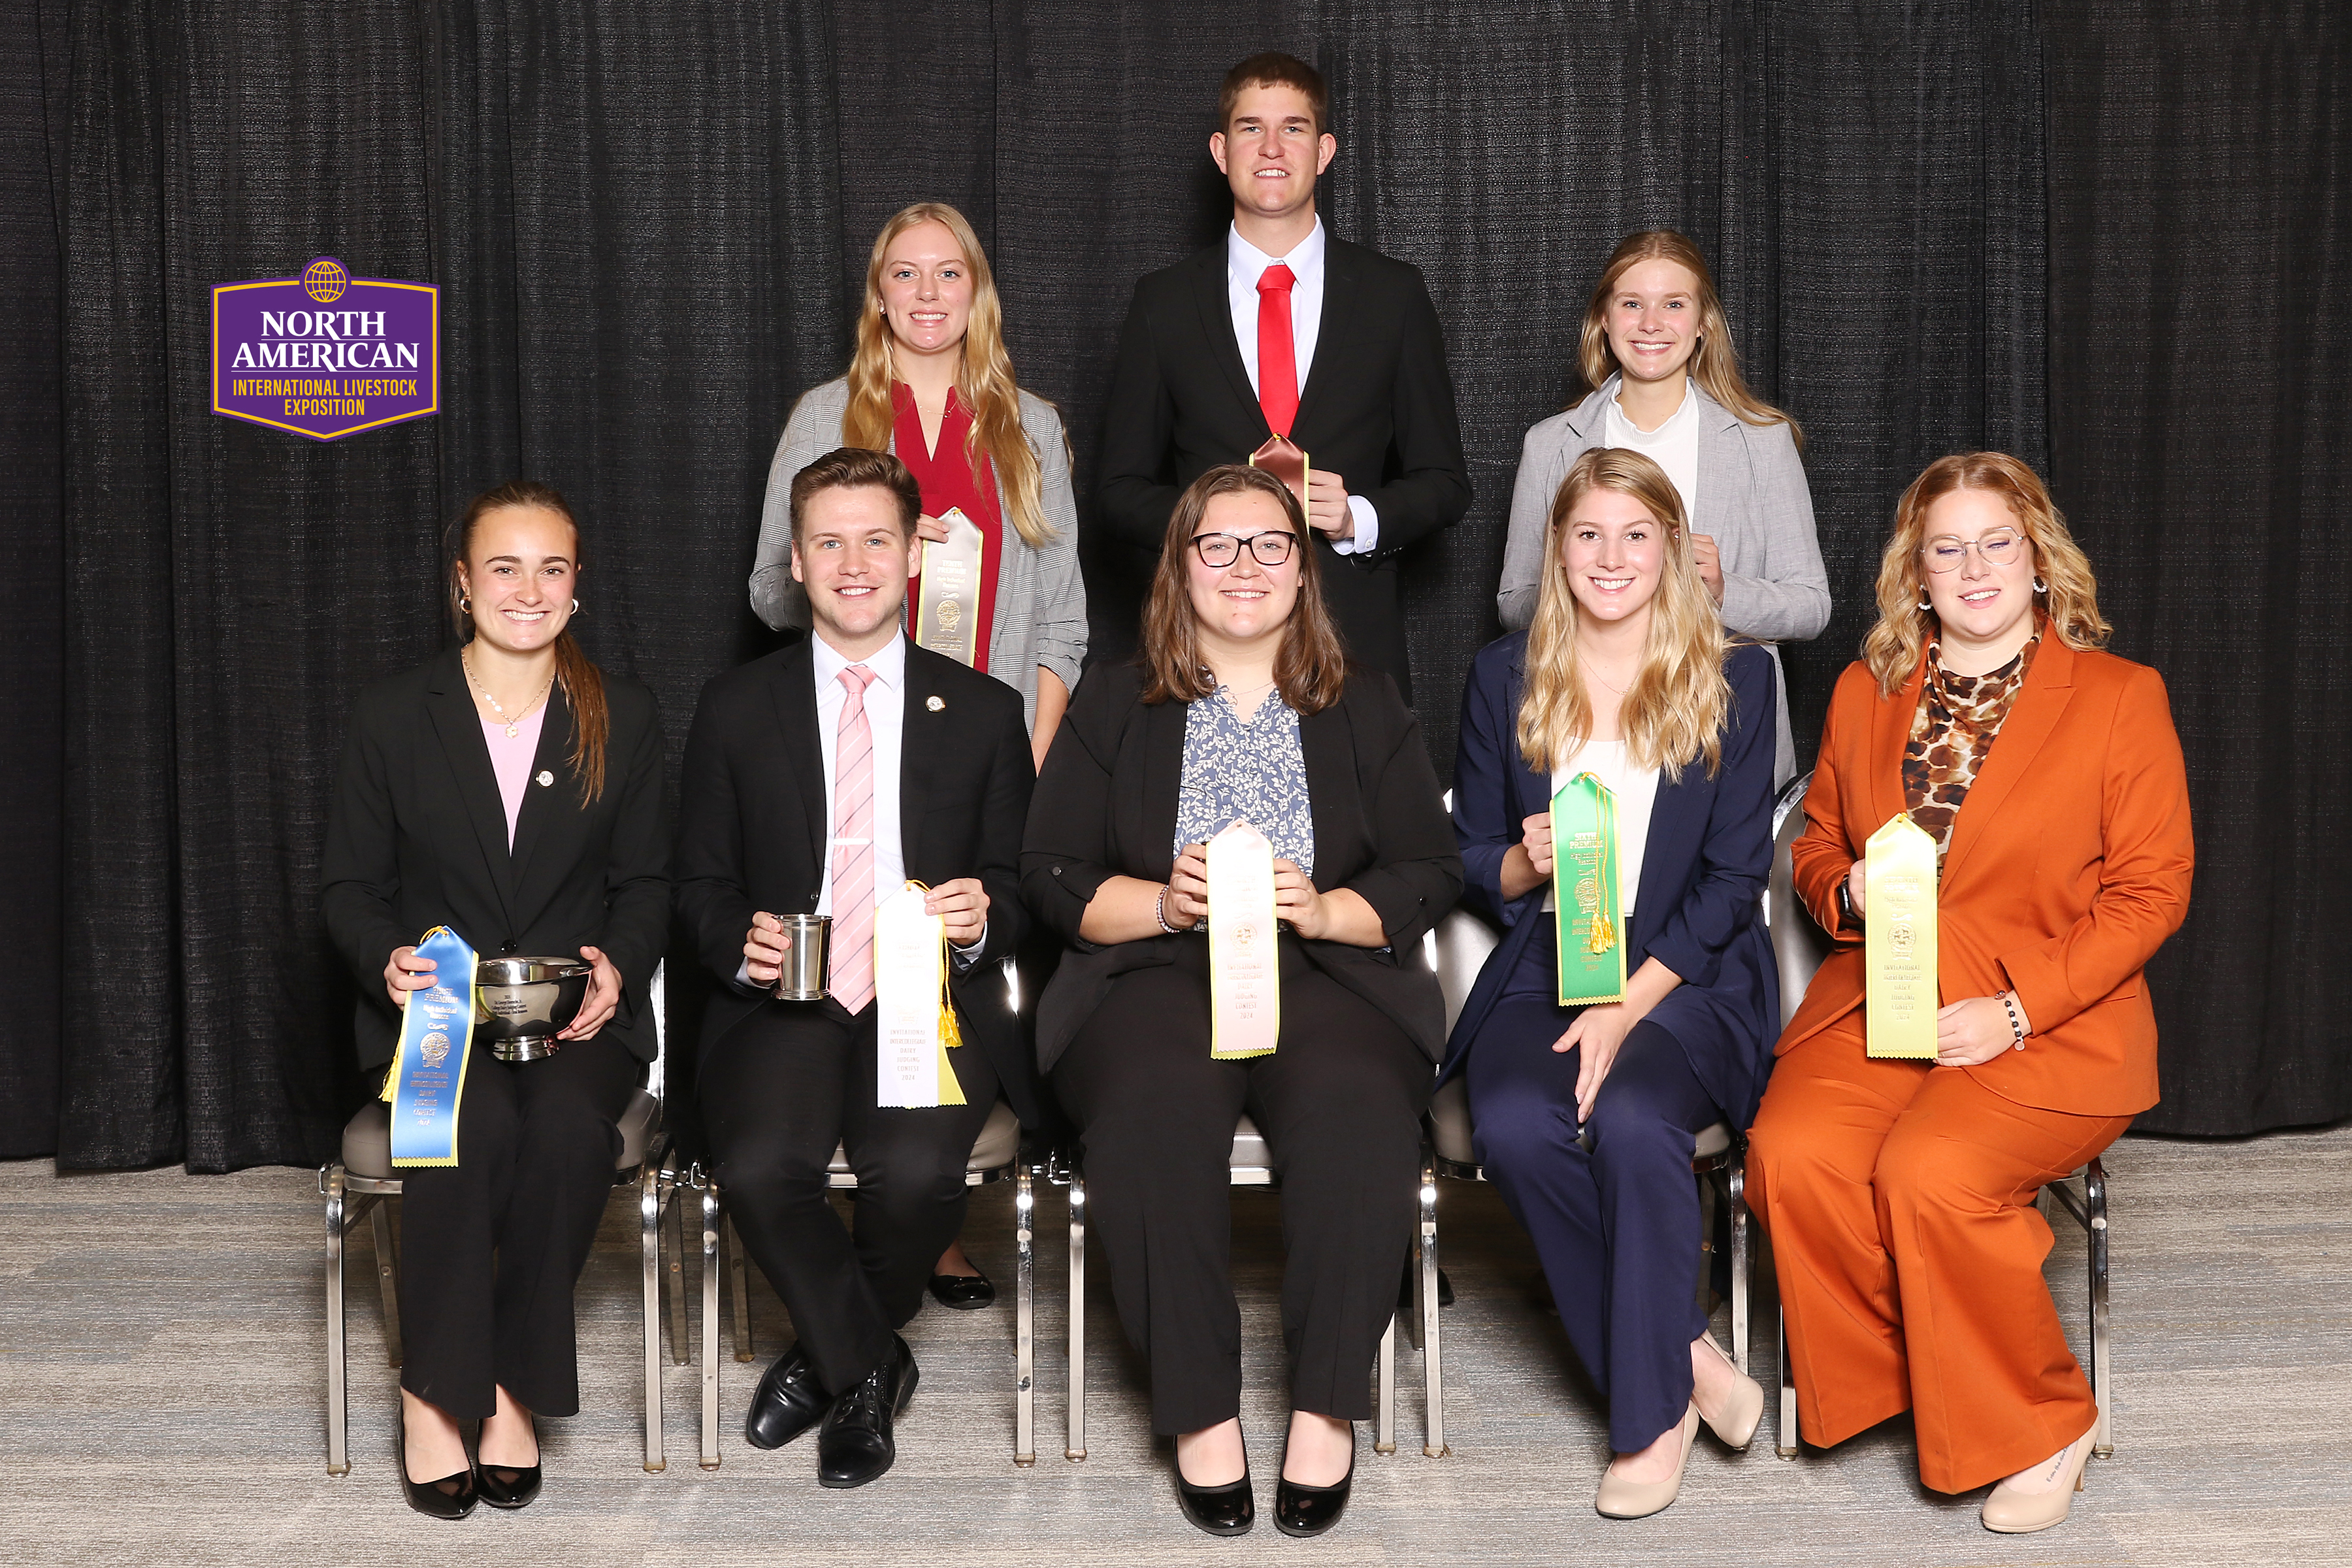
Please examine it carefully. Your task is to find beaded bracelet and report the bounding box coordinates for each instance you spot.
[1154,885,1183,936]
[1998,990,2027,1050]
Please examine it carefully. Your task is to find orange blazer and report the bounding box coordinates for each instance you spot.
[1780,634,2195,1117]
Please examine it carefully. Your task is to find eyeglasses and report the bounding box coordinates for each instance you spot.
[1921,528,2025,573]
[1190,531,1298,568]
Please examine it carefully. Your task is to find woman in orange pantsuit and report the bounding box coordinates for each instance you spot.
[1746,453,2193,1535]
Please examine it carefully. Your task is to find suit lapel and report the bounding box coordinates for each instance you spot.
[505,688,574,917]
[1138,696,1188,876]
[425,652,517,935]
[898,649,941,878]
[1869,656,1928,841]
[1629,770,1699,942]
[770,643,828,885]
[1690,390,1742,536]
[1298,697,1356,887]
[1290,242,1356,438]
[1190,248,1262,429]
[1940,636,2076,886]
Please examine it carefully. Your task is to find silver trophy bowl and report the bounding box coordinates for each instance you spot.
[474,956,594,1061]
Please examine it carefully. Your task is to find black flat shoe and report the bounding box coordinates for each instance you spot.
[1274,1423,1356,1538]
[927,1266,996,1310]
[397,1419,478,1520]
[476,1418,541,1511]
[745,1341,831,1450]
[1175,1448,1255,1537]
[817,1335,917,1489]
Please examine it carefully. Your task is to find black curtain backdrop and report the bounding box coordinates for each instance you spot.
[1,2,2339,1168]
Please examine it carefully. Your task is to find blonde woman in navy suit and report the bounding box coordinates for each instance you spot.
[1445,448,1774,1518]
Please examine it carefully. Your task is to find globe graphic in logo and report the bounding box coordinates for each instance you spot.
[302,257,349,304]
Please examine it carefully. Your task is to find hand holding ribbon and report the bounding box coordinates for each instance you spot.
[385,944,438,1009]
[921,878,990,948]
[1168,841,1211,928]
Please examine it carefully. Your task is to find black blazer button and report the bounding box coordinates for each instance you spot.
[500,940,516,955]
[1051,866,1062,877]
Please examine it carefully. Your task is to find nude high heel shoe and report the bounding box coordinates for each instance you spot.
[1980,1425,2095,1534]
[1595,1403,1700,1520]
[1693,1333,1765,1450]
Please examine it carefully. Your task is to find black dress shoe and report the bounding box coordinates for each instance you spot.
[745,1341,831,1450]
[1175,1447,1255,1537]
[476,1419,542,1511]
[1274,1423,1356,1538]
[927,1266,996,1310]
[816,1335,917,1488]
[397,1420,478,1520]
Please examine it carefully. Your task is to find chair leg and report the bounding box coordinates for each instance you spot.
[1695,1167,1720,1316]
[2085,1158,2113,1458]
[324,1167,350,1477]
[664,1176,691,1366]
[1418,1157,1447,1457]
[640,1160,666,1473]
[1775,1292,1799,1458]
[1375,1313,1397,1455]
[1729,1148,1751,1377]
[369,1200,403,1367]
[1066,1173,1086,1462]
[1015,1163,1036,1467]
[700,1184,723,1470]
[726,1215,753,1364]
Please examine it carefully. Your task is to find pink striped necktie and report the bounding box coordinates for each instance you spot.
[828,664,880,1013]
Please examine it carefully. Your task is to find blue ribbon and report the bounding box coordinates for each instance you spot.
[385,925,478,1167]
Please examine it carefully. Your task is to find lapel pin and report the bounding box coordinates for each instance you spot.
[535,770,555,787]
[926,695,945,712]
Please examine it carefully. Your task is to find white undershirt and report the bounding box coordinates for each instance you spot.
[1602,380,1701,522]
[1225,220,1379,554]
[1544,739,1660,921]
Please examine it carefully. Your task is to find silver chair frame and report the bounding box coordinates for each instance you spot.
[1047,1132,1442,1462]
[321,962,682,1476]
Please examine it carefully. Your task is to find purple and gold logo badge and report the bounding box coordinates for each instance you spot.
[211,256,437,440]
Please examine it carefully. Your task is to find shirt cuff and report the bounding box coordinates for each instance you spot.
[731,958,767,994]
[1331,493,1380,555]
[950,922,988,972]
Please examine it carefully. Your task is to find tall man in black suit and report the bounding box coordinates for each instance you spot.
[676,448,1035,1488]
[1098,51,1472,704]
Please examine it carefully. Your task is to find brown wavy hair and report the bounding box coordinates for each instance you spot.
[445,480,610,802]
[839,203,1056,549]
[1861,451,2112,694]
[1218,51,1328,135]
[1577,229,1802,449]
[1139,465,1348,715]
[1517,449,1733,781]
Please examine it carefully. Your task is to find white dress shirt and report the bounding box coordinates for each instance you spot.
[1602,380,1702,522]
[1226,219,1380,554]
[1543,740,1661,923]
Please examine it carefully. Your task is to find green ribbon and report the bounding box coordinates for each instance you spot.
[1552,773,1626,1007]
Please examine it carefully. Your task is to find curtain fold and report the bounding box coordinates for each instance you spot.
[8,0,2327,1164]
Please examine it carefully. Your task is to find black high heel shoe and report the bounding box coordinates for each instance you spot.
[1274,1421,1356,1538]
[476,1414,542,1511]
[397,1414,478,1520]
[1175,1434,1255,1537]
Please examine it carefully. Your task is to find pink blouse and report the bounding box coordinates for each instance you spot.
[482,706,548,849]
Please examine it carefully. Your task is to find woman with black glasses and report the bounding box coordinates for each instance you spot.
[1024,465,1460,1539]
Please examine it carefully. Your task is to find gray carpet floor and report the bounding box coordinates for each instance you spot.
[3,1124,2347,1567]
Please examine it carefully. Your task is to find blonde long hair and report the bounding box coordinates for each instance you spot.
[1577,230,1802,450]
[1518,449,1732,781]
[840,202,1054,548]
[1862,452,2111,694]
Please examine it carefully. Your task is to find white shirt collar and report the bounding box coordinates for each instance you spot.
[811,625,907,690]
[1228,216,1326,287]
[1609,376,1699,435]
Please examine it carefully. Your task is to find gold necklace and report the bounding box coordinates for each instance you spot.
[463,646,553,739]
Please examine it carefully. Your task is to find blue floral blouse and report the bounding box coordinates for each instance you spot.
[1172,683,1316,875]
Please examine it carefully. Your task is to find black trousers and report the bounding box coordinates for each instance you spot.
[1051,941,1432,1434]
[397,1033,640,1420]
[699,998,999,1394]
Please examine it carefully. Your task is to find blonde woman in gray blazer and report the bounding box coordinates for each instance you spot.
[751,203,1086,765]
[1497,232,1826,785]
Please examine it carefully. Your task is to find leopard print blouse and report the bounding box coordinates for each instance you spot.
[1902,634,2039,862]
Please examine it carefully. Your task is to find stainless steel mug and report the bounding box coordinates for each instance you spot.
[774,913,832,1001]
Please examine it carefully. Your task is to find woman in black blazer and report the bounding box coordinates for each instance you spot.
[321,482,668,1519]
[1025,465,1460,1539]
[1444,448,1773,1520]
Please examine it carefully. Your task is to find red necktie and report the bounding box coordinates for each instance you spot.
[1256,262,1299,437]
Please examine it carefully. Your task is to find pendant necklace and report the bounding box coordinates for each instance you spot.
[463,646,552,739]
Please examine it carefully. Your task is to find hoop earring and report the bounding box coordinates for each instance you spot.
[2033,576,2048,593]
[1918,593,1932,612]
[458,595,472,614]
[571,598,582,615]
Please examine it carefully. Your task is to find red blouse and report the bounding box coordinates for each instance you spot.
[892,382,1004,668]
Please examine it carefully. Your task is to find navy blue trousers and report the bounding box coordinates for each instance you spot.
[1463,925,1720,1452]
